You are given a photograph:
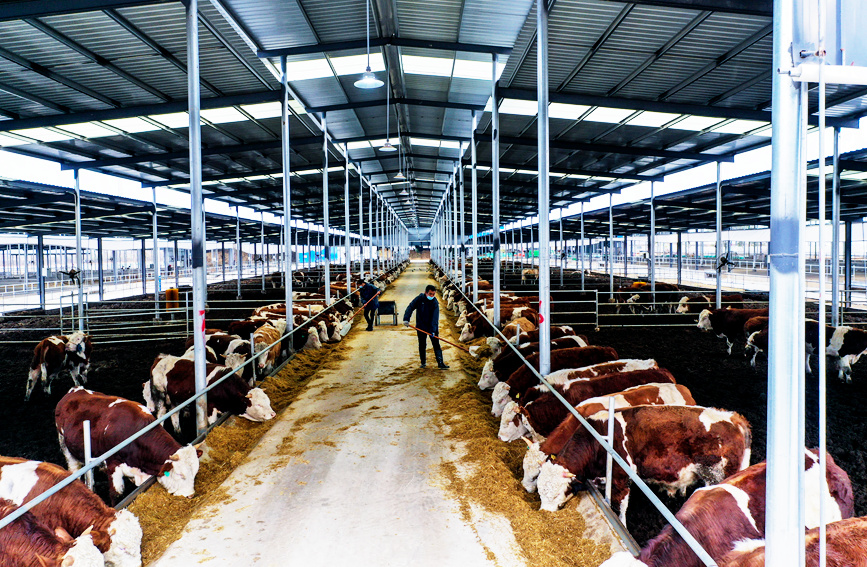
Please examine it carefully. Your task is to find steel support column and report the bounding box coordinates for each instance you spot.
[716,163,723,309]
[174,240,180,289]
[460,152,466,286]
[492,56,501,327]
[359,165,364,276]
[36,235,45,310]
[608,195,614,299]
[844,221,852,309]
[322,114,331,303]
[580,203,585,290]
[537,0,551,376]
[677,232,683,286]
[236,207,242,299]
[153,188,160,320]
[471,111,479,302]
[831,127,841,326]
[650,181,656,305]
[345,146,351,291]
[73,170,84,331]
[141,239,147,296]
[368,186,373,275]
[97,237,104,302]
[766,0,807,561]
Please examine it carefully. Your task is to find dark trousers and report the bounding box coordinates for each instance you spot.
[417,331,443,366]
[364,307,377,329]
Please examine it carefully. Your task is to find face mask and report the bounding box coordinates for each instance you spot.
[426,294,435,300]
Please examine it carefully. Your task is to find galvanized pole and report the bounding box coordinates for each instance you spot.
[187,0,208,435]
[74,170,84,331]
[831,127,841,326]
[221,241,226,282]
[359,165,364,276]
[36,235,45,310]
[766,0,806,562]
[471,111,479,302]
[537,0,551,376]
[609,195,614,299]
[260,213,266,292]
[368,186,374,275]
[174,240,180,289]
[559,216,564,287]
[322,114,331,303]
[715,163,723,309]
[97,238,104,302]
[236,207,242,299]
[344,145,351,292]
[460,151,466,286]
[650,181,656,305]
[152,188,160,320]
[492,55,501,328]
[677,232,683,286]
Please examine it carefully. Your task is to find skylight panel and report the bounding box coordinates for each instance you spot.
[549,103,590,120]
[294,169,319,175]
[499,98,538,116]
[410,137,441,147]
[148,112,189,128]
[11,128,74,142]
[626,111,681,128]
[330,53,385,75]
[284,58,334,81]
[712,119,770,135]
[583,107,635,124]
[347,141,371,150]
[56,122,116,138]
[440,140,461,149]
[102,117,159,133]
[402,55,453,77]
[201,107,247,124]
[452,59,506,80]
[0,133,28,146]
[242,102,282,119]
[670,115,726,131]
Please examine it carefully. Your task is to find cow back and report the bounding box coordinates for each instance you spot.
[507,346,620,401]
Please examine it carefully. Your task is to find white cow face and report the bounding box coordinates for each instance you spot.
[522,441,547,493]
[455,311,468,328]
[458,323,474,343]
[478,360,498,390]
[675,296,690,313]
[242,388,276,422]
[697,309,713,330]
[498,401,528,442]
[486,336,502,357]
[159,445,200,498]
[104,509,143,567]
[537,461,575,512]
[330,325,342,343]
[66,331,88,355]
[303,329,322,350]
[490,382,512,417]
[317,321,329,344]
[223,353,246,369]
[62,532,105,567]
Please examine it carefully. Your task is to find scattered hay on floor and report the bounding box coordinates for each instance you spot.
[130,330,358,564]
[424,299,610,567]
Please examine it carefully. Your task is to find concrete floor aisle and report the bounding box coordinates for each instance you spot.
[151,263,524,567]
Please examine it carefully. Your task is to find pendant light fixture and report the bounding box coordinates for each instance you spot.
[354,0,383,89]
[380,67,397,152]
[395,133,406,179]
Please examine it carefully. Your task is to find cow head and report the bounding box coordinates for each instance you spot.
[329,324,342,343]
[242,388,276,422]
[223,353,247,370]
[697,309,713,330]
[598,552,648,567]
[487,336,503,357]
[522,439,546,493]
[104,509,143,567]
[59,530,105,567]
[478,360,498,390]
[304,328,322,350]
[490,382,512,417]
[537,461,575,512]
[675,295,691,313]
[158,445,201,498]
[317,321,329,344]
[66,331,89,355]
[458,323,474,343]
[455,311,468,328]
[498,401,528,442]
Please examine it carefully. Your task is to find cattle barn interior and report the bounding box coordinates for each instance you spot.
[0,0,865,566]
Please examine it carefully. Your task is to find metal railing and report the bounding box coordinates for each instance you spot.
[434,261,718,566]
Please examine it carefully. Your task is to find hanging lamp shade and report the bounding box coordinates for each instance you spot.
[380,140,397,152]
[354,67,383,89]
[395,170,406,180]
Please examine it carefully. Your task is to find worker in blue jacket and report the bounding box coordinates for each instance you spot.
[359,280,380,331]
[403,284,449,369]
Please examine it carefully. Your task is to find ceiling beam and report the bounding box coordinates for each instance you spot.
[468,160,664,182]
[594,0,771,17]
[257,36,512,59]
[307,98,485,114]
[0,0,175,22]
[497,135,734,162]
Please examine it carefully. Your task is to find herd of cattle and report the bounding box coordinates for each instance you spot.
[433,262,867,567]
[1,263,406,567]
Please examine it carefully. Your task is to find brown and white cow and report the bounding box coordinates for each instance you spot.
[676,294,745,314]
[521,268,539,283]
[55,387,201,503]
[722,516,867,567]
[490,346,619,414]
[538,405,751,523]
[827,325,867,382]
[253,320,286,373]
[746,319,836,374]
[478,336,591,391]
[697,308,770,355]
[0,456,142,567]
[26,332,92,401]
[183,333,249,358]
[0,497,104,567]
[520,382,695,492]
[147,356,274,432]
[498,367,675,441]
[502,317,537,340]
[603,449,854,567]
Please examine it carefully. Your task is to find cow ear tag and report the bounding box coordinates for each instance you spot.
[164,471,171,477]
